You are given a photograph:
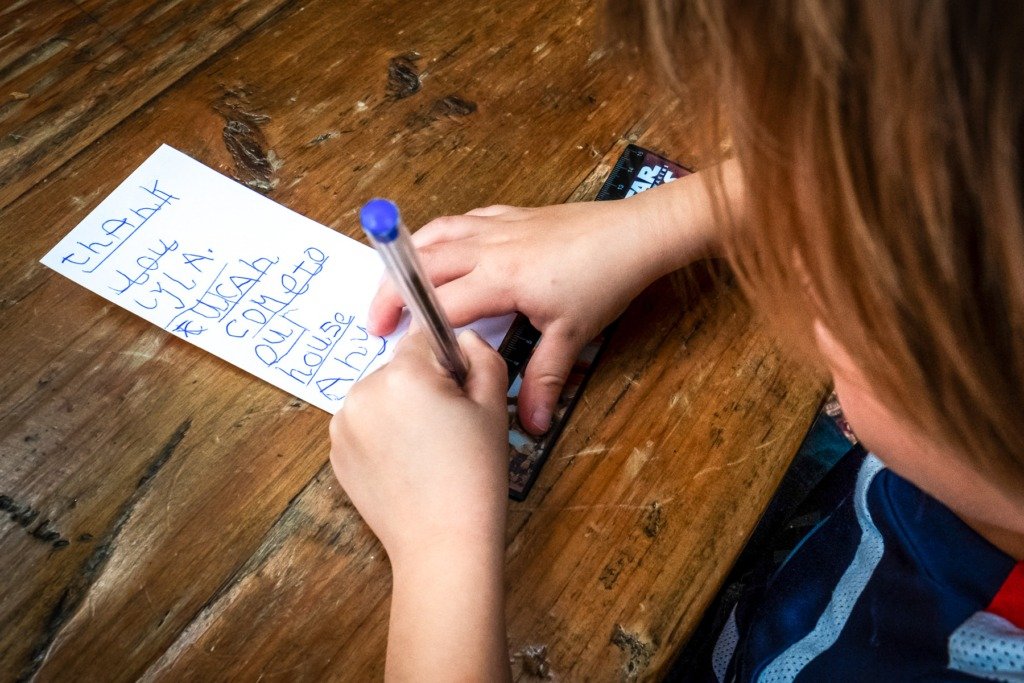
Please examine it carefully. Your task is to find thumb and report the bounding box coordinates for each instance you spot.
[388,329,436,369]
[518,330,580,435]
[459,331,508,411]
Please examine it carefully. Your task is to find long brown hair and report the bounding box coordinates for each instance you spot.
[607,1,1024,497]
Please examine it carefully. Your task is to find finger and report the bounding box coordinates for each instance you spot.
[390,328,482,390]
[418,242,479,282]
[464,204,514,217]
[459,330,508,411]
[434,272,515,327]
[367,277,404,336]
[410,215,480,249]
[367,243,477,336]
[518,328,582,435]
[388,330,442,376]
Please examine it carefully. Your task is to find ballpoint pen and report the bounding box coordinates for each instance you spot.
[359,198,469,385]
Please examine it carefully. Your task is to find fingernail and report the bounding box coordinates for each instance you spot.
[531,406,552,433]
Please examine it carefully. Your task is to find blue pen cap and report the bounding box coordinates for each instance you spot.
[360,198,401,243]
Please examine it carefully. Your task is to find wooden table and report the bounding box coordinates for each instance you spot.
[0,1,824,680]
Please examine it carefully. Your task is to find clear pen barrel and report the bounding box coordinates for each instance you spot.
[377,222,469,384]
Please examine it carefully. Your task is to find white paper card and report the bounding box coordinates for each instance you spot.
[40,144,513,412]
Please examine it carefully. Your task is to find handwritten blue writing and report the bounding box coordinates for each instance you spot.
[132,247,215,311]
[61,180,178,274]
[314,330,389,402]
[221,247,326,340]
[167,255,277,336]
[111,237,178,295]
[254,309,308,367]
[275,312,354,386]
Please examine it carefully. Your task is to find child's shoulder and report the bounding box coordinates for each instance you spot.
[719,452,1023,682]
[870,460,1023,680]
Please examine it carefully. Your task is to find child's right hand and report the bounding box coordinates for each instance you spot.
[368,174,723,434]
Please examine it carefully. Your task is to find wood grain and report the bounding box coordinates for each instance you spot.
[0,0,825,680]
[0,0,293,211]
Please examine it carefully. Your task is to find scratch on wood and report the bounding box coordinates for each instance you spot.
[386,52,421,99]
[406,94,477,134]
[642,501,665,538]
[511,643,552,678]
[139,419,192,487]
[0,494,71,548]
[516,497,674,514]
[668,391,687,409]
[610,624,655,682]
[691,452,753,481]
[210,470,319,581]
[599,552,629,590]
[434,32,475,65]
[431,94,476,117]
[18,418,193,681]
[305,131,337,146]
[558,443,609,460]
[626,440,655,478]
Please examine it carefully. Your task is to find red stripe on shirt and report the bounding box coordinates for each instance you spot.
[988,561,1024,628]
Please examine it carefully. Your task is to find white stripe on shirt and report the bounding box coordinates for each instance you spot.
[758,454,886,682]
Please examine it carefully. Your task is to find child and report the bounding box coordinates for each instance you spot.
[329,1,1024,679]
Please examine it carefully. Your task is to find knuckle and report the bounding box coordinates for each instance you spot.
[328,416,352,467]
[489,256,518,286]
[486,349,507,377]
[418,243,445,267]
[551,315,585,345]
[328,412,343,442]
[382,366,414,394]
[535,369,568,388]
[470,342,502,370]
[560,323,583,346]
[341,381,370,415]
[429,215,460,232]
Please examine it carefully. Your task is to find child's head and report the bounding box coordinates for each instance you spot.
[610,2,1024,509]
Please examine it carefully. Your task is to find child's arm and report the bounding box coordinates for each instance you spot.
[330,331,512,681]
[368,160,744,435]
[387,537,508,681]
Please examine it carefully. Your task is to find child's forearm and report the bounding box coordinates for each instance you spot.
[386,540,510,681]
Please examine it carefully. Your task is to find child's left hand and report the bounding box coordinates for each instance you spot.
[329,329,509,568]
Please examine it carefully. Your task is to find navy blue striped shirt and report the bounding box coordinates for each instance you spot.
[711,452,1024,681]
